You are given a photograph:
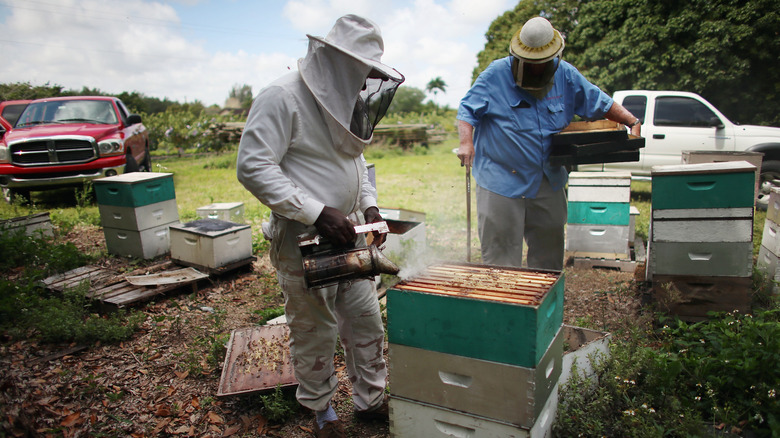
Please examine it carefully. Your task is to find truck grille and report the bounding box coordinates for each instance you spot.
[10,138,97,166]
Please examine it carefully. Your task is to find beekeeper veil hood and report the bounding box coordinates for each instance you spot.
[299,15,404,156]
[509,16,564,98]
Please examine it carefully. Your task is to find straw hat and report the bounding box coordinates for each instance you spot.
[509,16,565,62]
[306,14,403,81]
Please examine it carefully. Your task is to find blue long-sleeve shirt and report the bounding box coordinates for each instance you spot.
[457,57,613,199]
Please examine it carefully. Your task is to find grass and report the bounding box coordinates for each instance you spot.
[2,138,778,436]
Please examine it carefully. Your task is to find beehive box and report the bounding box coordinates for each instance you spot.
[389,386,558,438]
[94,172,175,207]
[567,171,632,203]
[651,275,753,319]
[98,199,179,231]
[103,223,172,259]
[650,162,755,210]
[565,224,631,259]
[389,327,562,428]
[387,263,563,368]
[567,202,630,226]
[169,219,252,269]
[549,120,644,167]
[682,150,763,200]
[196,202,245,223]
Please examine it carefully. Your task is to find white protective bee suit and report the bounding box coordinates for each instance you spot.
[236,15,403,414]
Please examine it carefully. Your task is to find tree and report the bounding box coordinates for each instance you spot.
[228,84,254,109]
[387,86,427,114]
[425,77,447,103]
[474,0,780,125]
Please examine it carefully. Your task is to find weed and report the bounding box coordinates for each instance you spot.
[253,306,285,325]
[259,384,299,423]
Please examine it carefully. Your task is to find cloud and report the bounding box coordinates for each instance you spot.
[1,0,512,108]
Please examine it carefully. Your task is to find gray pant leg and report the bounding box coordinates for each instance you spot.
[525,178,567,270]
[477,185,525,267]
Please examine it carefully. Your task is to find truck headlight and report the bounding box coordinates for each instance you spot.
[98,139,124,156]
[0,145,8,163]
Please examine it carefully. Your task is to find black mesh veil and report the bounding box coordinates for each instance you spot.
[350,74,404,140]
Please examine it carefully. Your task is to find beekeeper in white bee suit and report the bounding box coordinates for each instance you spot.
[236,14,403,438]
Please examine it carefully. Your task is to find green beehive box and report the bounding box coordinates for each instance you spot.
[567,201,630,225]
[387,263,564,368]
[651,162,755,210]
[94,172,175,207]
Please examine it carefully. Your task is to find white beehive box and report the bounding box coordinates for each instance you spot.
[99,199,179,231]
[196,202,245,223]
[567,171,631,203]
[169,219,252,269]
[103,223,172,259]
[389,386,557,438]
[566,224,631,259]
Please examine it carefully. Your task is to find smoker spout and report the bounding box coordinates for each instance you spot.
[370,245,400,276]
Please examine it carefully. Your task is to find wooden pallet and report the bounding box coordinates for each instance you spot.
[172,255,257,275]
[42,261,210,310]
[568,236,646,273]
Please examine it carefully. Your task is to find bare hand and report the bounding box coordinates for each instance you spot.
[314,206,356,246]
[363,206,387,247]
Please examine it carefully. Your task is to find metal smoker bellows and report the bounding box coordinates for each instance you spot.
[299,221,400,289]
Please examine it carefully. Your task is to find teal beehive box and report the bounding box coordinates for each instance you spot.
[651,161,755,210]
[94,172,175,207]
[567,202,630,225]
[387,263,564,368]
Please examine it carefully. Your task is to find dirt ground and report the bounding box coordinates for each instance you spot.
[0,225,647,437]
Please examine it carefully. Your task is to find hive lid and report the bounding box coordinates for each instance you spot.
[169,218,250,236]
[392,263,560,306]
[93,172,173,184]
[651,160,757,176]
[217,324,297,397]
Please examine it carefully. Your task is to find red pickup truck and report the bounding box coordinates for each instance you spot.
[0,96,151,202]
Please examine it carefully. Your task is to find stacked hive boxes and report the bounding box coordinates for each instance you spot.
[386,264,564,437]
[756,187,780,294]
[566,171,632,260]
[648,162,756,318]
[94,172,179,259]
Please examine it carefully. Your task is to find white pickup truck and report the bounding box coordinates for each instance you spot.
[578,90,780,208]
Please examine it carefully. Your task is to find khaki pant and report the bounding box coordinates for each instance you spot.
[476,177,567,270]
[269,215,387,412]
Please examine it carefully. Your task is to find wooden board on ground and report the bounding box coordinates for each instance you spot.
[42,261,209,310]
[218,324,297,397]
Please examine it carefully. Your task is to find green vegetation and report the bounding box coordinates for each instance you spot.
[477,0,780,126]
[556,308,780,437]
[0,228,143,345]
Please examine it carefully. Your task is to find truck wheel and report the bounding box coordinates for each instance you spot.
[757,160,780,211]
[124,153,140,173]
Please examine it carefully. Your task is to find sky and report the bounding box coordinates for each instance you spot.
[0,0,516,109]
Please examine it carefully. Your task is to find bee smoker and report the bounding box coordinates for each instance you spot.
[298,222,400,288]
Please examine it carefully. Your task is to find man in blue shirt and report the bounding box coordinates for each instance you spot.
[457,16,641,270]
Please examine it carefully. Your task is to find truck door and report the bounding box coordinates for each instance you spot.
[648,95,736,169]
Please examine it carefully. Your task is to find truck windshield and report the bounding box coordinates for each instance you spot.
[16,100,118,127]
